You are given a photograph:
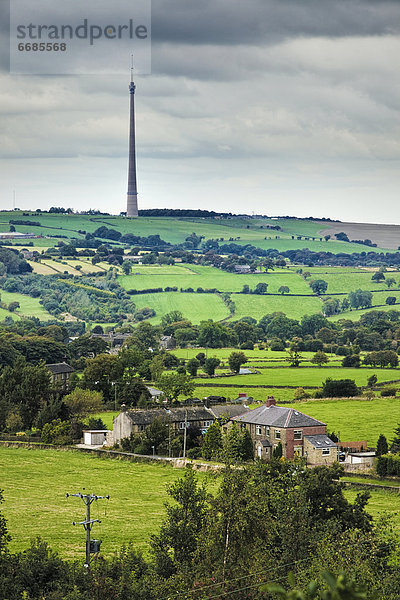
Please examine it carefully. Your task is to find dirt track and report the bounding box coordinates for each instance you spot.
[317,221,400,250]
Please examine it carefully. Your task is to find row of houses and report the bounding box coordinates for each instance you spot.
[110,396,338,465]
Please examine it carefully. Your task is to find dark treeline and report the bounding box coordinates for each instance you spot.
[0,463,399,599]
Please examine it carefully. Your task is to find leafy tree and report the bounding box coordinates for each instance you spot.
[224,423,243,461]
[63,388,103,418]
[161,311,184,328]
[121,260,133,275]
[371,271,385,282]
[278,285,290,295]
[311,350,329,366]
[390,424,400,452]
[150,467,207,577]
[241,284,250,294]
[376,434,388,457]
[0,358,51,429]
[186,358,200,377]
[0,489,11,555]
[197,320,237,348]
[294,387,308,400]
[149,355,164,381]
[301,314,330,336]
[385,277,396,288]
[8,301,20,312]
[273,441,283,458]
[202,422,223,460]
[322,378,359,398]
[341,354,361,368]
[81,354,124,402]
[310,279,328,295]
[156,372,195,402]
[195,352,206,365]
[323,297,340,316]
[240,429,254,461]
[367,374,377,387]
[263,571,367,599]
[41,419,72,444]
[228,351,247,374]
[203,357,220,376]
[386,296,396,305]
[348,289,373,309]
[232,321,258,345]
[253,282,268,295]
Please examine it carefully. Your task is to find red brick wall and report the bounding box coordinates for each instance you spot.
[285,425,326,459]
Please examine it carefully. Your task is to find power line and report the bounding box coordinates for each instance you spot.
[66,490,109,571]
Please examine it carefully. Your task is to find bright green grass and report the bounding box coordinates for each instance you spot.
[1,291,53,320]
[330,303,400,322]
[132,292,230,324]
[119,265,312,294]
[0,446,211,559]
[232,293,322,320]
[282,397,399,443]
[344,488,400,532]
[193,386,296,403]
[0,212,392,253]
[319,273,399,294]
[195,367,400,388]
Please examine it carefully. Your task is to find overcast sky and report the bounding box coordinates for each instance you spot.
[0,0,400,223]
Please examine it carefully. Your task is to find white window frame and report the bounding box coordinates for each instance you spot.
[266,426,270,436]
[203,421,211,428]
[294,430,302,441]
[179,421,186,430]
[294,446,303,457]
[256,425,262,435]
[275,429,281,440]
[322,448,330,456]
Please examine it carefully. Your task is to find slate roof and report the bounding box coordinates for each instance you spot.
[304,435,337,449]
[232,404,325,428]
[46,362,74,374]
[126,407,213,426]
[208,404,250,419]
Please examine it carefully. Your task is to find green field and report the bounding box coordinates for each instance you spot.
[133,292,230,324]
[0,446,210,559]
[194,366,400,388]
[282,397,399,443]
[119,265,313,294]
[1,445,399,563]
[0,212,391,254]
[0,291,53,320]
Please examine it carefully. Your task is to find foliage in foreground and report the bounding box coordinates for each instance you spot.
[1,461,400,599]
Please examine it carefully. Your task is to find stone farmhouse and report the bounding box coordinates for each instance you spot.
[113,406,215,445]
[46,362,74,391]
[232,396,337,465]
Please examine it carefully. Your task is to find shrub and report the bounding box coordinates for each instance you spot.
[380,387,397,397]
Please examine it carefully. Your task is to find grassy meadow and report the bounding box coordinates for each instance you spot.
[0,446,213,559]
[1,444,399,561]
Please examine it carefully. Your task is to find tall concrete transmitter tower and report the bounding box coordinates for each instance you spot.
[126,65,138,217]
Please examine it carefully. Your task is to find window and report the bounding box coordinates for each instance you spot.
[256,425,262,435]
[203,421,211,428]
[179,422,186,430]
[294,430,302,440]
[294,446,303,457]
[322,448,330,456]
[275,429,281,439]
[266,426,270,436]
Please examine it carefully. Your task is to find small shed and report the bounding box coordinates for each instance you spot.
[83,430,110,446]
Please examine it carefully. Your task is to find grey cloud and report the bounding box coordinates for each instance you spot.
[152,0,400,46]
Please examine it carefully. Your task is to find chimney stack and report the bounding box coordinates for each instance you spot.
[266,396,276,408]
